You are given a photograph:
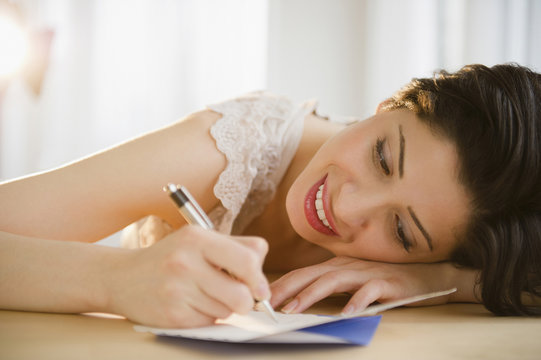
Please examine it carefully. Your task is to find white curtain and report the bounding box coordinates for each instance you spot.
[1,0,540,181]
[267,0,541,119]
[0,0,268,180]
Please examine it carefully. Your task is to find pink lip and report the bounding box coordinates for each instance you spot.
[304,175,339,236]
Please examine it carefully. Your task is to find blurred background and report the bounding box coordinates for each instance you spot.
[1,0,540,182]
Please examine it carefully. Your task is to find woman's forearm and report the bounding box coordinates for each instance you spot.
[0,227,272,328]
[0,230,123,314]
[269,257,483,314]
[447,263,481,304]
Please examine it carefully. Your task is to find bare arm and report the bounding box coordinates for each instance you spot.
[0,109,272,327]
[0,230,116,314]
[270,257,481,315]
[0,109,225,242]
[0,228,271,327]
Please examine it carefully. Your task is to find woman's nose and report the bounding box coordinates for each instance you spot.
[334,181,383,229]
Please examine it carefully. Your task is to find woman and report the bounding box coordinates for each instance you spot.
[0,64,539,328]
[272,63,541,317]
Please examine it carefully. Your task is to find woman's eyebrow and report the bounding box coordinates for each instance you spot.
[398,127,433,251]
[398,124,405,178]
[407,206,434,251]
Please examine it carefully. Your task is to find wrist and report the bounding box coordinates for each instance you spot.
[93,245,134,314]
[446,263,481,304]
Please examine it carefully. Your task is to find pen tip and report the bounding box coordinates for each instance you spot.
[260,300,279,323]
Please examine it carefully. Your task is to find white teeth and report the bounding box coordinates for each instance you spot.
[315,185,332,230]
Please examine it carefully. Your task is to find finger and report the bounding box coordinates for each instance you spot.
[280,269,368,314]
[202,234,270,301]
[270,261,346,308]
[165,236,256,315]
[270,268,327,307]
[187,287,234,320]
[196,262,255,315]
[341,279,392,316]
[168,271,236,320]
[231,236,269,259]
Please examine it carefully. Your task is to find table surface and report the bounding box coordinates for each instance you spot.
[2,297,541,360]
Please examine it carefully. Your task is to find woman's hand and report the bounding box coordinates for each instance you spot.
[270,256,479,316]
[107,225,271,328]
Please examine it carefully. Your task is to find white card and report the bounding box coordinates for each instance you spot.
[134,288,456,343]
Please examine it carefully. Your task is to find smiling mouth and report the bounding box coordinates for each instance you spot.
[304,176,338,236]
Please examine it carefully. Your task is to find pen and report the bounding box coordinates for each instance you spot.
[164,183,279,323]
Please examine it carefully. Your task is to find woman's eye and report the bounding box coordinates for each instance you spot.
[375,138,391,175]
[395,214,412,252]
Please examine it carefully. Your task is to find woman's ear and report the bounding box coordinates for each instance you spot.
[376,98,393,113]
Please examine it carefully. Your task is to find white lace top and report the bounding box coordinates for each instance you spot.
[207,91,317,235]
[120,92,354,248]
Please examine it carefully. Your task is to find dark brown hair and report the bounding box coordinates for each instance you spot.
[381,64,541,316]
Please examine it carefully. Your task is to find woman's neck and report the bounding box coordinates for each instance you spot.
[243,113,344,272]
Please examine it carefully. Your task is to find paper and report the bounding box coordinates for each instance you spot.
[134,288,456,345]
[135,311,381,345]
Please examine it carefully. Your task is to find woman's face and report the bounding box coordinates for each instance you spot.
[286,109,471,263]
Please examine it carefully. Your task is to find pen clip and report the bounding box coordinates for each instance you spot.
[177,185,214,230]
[164,184,214,230]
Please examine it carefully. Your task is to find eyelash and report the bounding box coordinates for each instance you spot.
[374,138,411,252]
[394,215,412,252]
[375,138,390,175]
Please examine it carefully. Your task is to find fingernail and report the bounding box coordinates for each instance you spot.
[255,282,271,301]
[281,299,299,314]
[341,304,355,316]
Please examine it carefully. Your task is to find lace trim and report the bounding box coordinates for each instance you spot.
[207,91,315,234]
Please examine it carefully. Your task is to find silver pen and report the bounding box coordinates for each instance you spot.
[164,183,278,323]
